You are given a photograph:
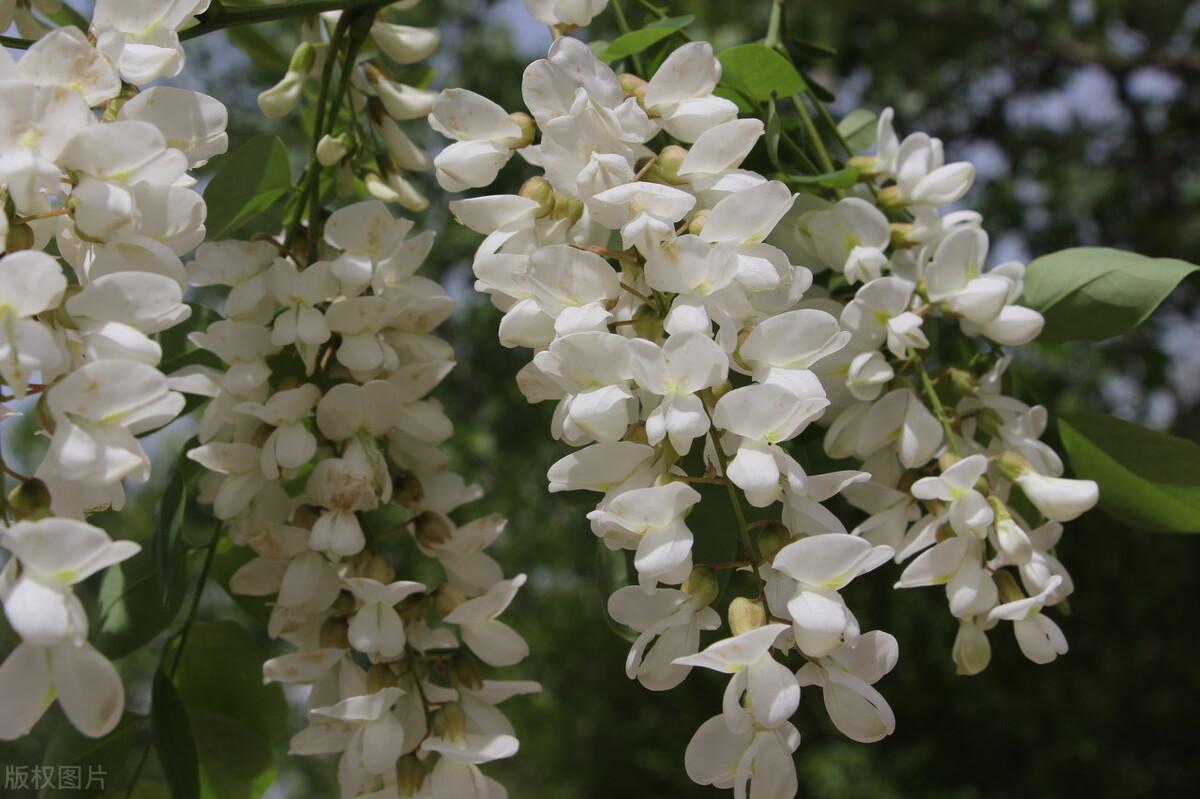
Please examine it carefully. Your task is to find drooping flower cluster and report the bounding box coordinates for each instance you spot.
[184,198,535,798]
[256,1,441,214]
[433,15,1099,796]
[0,5,226,740]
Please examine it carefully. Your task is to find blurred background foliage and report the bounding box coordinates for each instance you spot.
[3,0,1200,797]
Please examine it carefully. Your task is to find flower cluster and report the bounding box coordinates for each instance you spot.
[0,4,226,740]
[257,1,441,214]
[184,197,535,798]
[433,17,1099,797]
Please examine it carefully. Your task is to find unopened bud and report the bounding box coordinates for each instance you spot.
[756,521,792,560]
[435,583,467,617]
[937,452,961,473]
[617,73,647,97]
[877,185,904,212]
[728,596,767,636]
[394,755,426,796]
[889,222,916,249]
[364,554,396,585]
[509,111,536,148]
[385,171,429,213]
[997,451,1034,482]
[994,569,1025,604]
[317,133,351,166]
[631,304,664,340]
[622,422,649,445]
[319,617,350,649]
[934,521,955,543]
[987,495,1011,522]
[451,655,484,691]
[946,368,977,397]
[391,469,424,509]
[682,565,719,607]
[367,663,399,693]
[5,222,34,252]
[258,71,305,118]
[414,511,453,549]
[847,155,881,178]
[976,408,1005,439]
[688,209,710,235]
[519,177,554,217]
[550,192,583,226]
[7,479,52,521]
[657,145,688,183]
[431,702,467,742]
[289,41,317,74]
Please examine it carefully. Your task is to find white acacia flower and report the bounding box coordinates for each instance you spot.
[234,384,321,479]
[523,0,609,26]
[910,454,994,538]
[92,0,211,84]
[444,575,529,667]
[0,249,67,397]
[684,715,800,799]
[987,575,1068,664]
[342,578,425,660]
[608,584,720,691]
[587,482,701,587]
[795,630,898,743]
[629,332,728,454]
[428,89,524,191]
[895,534,998,620]
[642,42,739,142]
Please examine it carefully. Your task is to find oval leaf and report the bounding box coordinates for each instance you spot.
[203,135,292,240]
[152,667,200,799]
[602,17,693,63]
[718,44,807,103]
[1024,247,1197,342]
[1059,412,1200,533]
[837,108,878,153]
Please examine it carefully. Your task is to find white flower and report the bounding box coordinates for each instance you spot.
[642,42,739,142]
[371,23,440,65]
[629,332,728,454]
[234,384,321,479]
[523,0,610,27]
[772,534,893,657]
[444,575,529,667]
[1015,473,1099,522]
[92,0,211,84]
[187,442,267,520]
[608,584,720,691]
[675,623,799,731]
[987,576,1069,664]
[910,454,994,538]
[588,482,701,587]
[795,630,898,743]
[684,714,800,798]
[342,578,425,659]
[895,535,998,619]
[428,89,524,191]
[0,250,67,397]
[310,687,407,798]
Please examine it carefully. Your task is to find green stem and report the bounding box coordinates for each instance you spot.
[777,125,820,174]
[915,352,962,457]
[610,0,645,77]
[792,92,836,174]
[765,0,786,49]
[701,392,767,597]
[809,89,854,157]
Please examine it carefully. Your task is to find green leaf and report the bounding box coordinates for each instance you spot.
[784,167,860,189]
[837,108,878,153]
[43,712,144,799]
[203,135,292,240]
[1058,413,1200,533]
[718,44,807,103]
[224,26,289,73]
[156,468,188,607]
[191,712,276,799]
[1024,247,1197,342]
[764,100,783,170]
[601,17,693,63]
[95,547,187,660]
[787,37,837,60]
[174,622,288,744]
[152,667,200,799]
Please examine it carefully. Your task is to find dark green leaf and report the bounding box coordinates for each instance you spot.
[765,100,783,170]
[95,547,187,659]
[203,135,292,240]
[191,712,276,799]
[152,667,200,799]
[718,44,807,103]
[156,468,188,607]
[602,17,692,63]
[43,712,144,799]
[837,108,878,153]
[1024,247,1197,342]
[174,622,288,743]
[224,26,289,73]
[1059,413,1200,533]
[799,69,836,102]
[787,37,837,60]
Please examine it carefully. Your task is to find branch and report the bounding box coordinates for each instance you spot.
[180,0,393,41]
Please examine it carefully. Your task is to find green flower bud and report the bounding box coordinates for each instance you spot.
[395,755,426,796]
[452,655,484,691]
[997,451,1034,482]
[688,209,710,236]
[617,73,647,97]
[994,569,1025,604]
[519,177,554,217]
[414,511,453,549]
[5,221,34,252]
[755,521,792,561]
[947,368,978,397]
[847,155,881,178]
[682,565,719,607]
[7,479,52,522]
[509,111,536,148]
[657,145,689,184]
[289,41,317,74]
[431,702,467,742]
[364,554,396,585]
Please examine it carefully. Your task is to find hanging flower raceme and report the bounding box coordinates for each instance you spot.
[184,199,535,799]
[431,4,1098,795]
[0,2,226,741]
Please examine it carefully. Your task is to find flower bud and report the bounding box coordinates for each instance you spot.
[509,112,536,148]
[947,368,978,397]
[367,663,399,693]
[319,617,350,649]
[519,177,554,217]
[889,223,916,249]
[395,755,426,796]
[364,554,396,584]
[976,408,1005,439]
[1015,473,1099,523]
[414,511,453,549]
[435,583,467,617]
[7,479,52,521]
[876,185,904,212]
[317,133,351,166]
[656,145,688,184]
[372,23,441,64]
[451,655,484,691]
[937,452,961,473]
[5,221,34,252]
[847,155,881,177]
[368,70,437,119]
[687,209,710,236]
[631,304,664,341]
[550,192,583,226]
[622,423,649,445]
[391,469,424,509]
[618,73,647,97]
[289,41,317,74]
[386,171,429,213]
[365,172,401,203]
[728,597,767,636]
[682,565,718,607]
[994,569,1025,604]
[431,702,467,742]
[379,117,432,171]
[952,619,991,676]
[398,592,431,623]
[258,71,305,118]
[755,521,792,561]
